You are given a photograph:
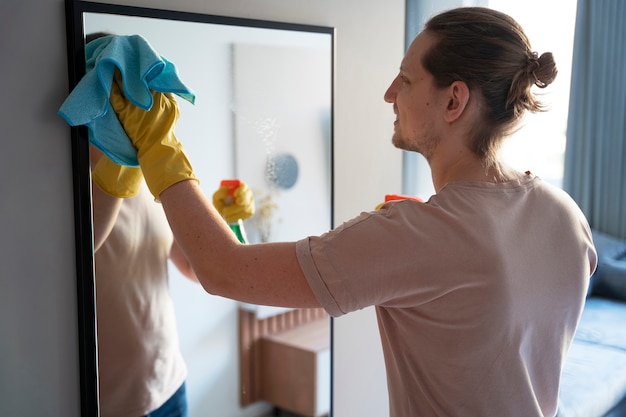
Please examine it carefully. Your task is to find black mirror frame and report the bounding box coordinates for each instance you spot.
[63,1,335,415]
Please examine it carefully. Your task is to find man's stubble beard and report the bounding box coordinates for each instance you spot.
[391,130,439,162]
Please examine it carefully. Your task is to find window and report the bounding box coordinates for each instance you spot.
[489,0,577,189]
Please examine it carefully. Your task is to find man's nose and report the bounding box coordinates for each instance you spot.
[384,79,398,103]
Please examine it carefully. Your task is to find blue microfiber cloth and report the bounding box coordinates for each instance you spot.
[58,34,196,166]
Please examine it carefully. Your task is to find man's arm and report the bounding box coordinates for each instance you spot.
[160,179,320,309]
[169,238,198,282]
[108,83,321,308]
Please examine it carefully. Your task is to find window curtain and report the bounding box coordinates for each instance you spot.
[563,0,626,239]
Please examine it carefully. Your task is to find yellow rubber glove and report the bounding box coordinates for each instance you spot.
[108,71,197,199]
[212,180,255,224]
[92,154,143,198]
[374,201,386,211]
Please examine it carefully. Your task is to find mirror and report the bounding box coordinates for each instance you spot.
[64,1,334,416]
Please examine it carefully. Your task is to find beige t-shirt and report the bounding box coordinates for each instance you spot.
[95,183,187,417]
[296,174,597,417]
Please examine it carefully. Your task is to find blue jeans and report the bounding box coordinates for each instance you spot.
[145,382,188,417]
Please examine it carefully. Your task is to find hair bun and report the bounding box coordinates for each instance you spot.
[529,52,558,88]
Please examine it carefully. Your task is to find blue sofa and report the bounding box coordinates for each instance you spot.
[557,230,626,417]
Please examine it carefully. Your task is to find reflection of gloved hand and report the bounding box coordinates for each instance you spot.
[109,71,197,199]
[212,181,255,224]
[92,154,143,198]
[374,201,386,211]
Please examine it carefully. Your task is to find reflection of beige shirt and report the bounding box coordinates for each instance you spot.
[95,183,186,417]
[297,174,597,417]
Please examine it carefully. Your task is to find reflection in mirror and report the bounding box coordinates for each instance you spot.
[65,1,333,416]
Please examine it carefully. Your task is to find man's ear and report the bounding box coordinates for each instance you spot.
[444,81,470,123]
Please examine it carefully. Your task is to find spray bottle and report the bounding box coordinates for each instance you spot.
[375,194,424,210]
[220,179,250,244]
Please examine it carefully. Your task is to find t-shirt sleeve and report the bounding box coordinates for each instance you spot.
[294,207,438,315]
[296,237,346,317]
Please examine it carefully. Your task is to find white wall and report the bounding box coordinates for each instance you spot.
[0,0,404,416]
[1,0,81,415]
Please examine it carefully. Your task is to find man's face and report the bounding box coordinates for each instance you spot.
[384,31,445,160]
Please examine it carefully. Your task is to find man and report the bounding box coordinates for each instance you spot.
[95,7,596,417]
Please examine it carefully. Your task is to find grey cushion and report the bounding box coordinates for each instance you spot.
[557,298,626,417]
[557,341,626,417]
[574,298,626,351]
[592,230,626,260]
[590,230,626,300]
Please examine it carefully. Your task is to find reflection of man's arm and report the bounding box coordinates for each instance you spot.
[170,238,199,282]
[90,147,123,252]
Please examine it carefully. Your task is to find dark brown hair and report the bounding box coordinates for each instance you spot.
[86,32,113,44]
[423,7,557,167]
